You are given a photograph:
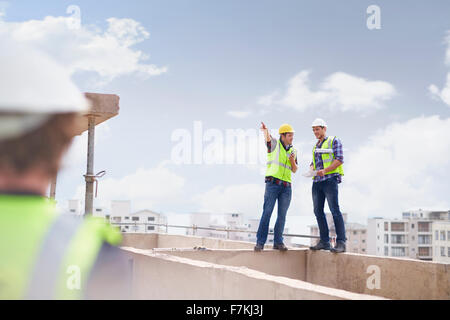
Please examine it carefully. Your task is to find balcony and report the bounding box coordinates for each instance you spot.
[119,233,450,300]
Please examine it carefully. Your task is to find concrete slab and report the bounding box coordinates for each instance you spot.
[72,92,120,136]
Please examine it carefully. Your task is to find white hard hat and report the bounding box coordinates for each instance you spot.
[0,37,90,140]
[311,118,327,128]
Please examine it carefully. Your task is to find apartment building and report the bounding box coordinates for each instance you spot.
[367,210,449,261]
[187,213,292,245]
[246,217,292,246]
[432,221,450,263]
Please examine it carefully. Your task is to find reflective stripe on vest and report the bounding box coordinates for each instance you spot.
[266,139,293,183]
[312,136,344,177]
[26,214,83,299]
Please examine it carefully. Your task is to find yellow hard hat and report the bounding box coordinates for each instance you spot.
[279,124,295,134]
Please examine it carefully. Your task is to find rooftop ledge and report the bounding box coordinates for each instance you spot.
[119,233,450,300]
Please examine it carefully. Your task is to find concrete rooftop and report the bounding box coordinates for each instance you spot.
[119,233,450,300]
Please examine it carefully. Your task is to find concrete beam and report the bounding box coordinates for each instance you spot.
[72,92,120,136]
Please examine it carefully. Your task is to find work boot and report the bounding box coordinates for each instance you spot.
[309,240,331,251]
[254,243,264,252]
[273,243,288,251]
[331,241,346,253]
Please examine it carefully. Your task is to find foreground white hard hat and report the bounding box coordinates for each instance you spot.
[0,37,90,140]
[311,118,327,128]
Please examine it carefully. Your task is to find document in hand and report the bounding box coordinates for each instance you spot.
[302,169,317,178]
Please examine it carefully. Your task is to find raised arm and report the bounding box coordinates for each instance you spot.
[260,122,271,142]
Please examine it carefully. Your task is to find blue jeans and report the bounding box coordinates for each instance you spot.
[312,176,346,243]
[256,181,292,245]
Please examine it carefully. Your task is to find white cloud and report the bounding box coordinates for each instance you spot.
[0,14,167,85]
[429,32,450,107]
[61,122,111,169]
[341,115,450,222]
[74,163,185,211]
[226,110,251,119]
[428,31,450,106]
[257,90,279,106]
[194,183,264,217]
[259,70,396,113]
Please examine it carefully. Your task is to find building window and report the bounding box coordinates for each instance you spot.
[418,247,430,257]
[411,223,414,229]
[391,247,406,257]
[384,234,389,244]
[391,222,405,232]
[440,231,446,241]
[441,247,446,257]
[384,246,389,256]
[148,217,155,221]
[125,217,129,220]
[353,231,357,235]
[418,222,430,232]
[132,217,139,221]
[147,226,155,231]
[96,208,102,212]
[448,231,450,241]
[391,234,406,244]
[418,235,431,244]
[435,230,439,241]
[384,222,388,231]
[361,230,366,234]
[448,247,450,257]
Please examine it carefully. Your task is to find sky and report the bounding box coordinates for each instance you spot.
[1,0,450,242]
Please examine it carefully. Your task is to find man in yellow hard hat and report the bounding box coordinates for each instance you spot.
[0,38,131,299]
[254,122,298,252]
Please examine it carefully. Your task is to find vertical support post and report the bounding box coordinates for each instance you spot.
[84,116,95,216]
[49,174,57,199]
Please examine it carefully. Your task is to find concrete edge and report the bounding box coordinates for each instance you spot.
[121,246,388,300]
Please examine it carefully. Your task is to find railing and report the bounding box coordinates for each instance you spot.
[110,222,325,242]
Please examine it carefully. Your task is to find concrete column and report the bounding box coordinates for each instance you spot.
[49,175,57,199]
[84,116,96,216]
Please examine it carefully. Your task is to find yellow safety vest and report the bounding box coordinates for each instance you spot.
[0,195,122,299]
[266,139,295,183]
[312,136,344,178]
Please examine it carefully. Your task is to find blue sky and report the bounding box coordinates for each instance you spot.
[2,1,450,239]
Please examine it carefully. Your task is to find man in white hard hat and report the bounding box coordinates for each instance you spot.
[309,118,347,253]
[0,38,131,299]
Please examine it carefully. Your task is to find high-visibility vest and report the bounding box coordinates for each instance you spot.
[312,136,344,178]
[0,195,122,300]
[265,139,294,183]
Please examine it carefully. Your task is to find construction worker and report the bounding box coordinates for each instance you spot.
[254,122,298,252]
[0,39,131,299]
[309,118,347,253]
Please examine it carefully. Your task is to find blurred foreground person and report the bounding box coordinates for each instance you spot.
[0,39,132,299]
